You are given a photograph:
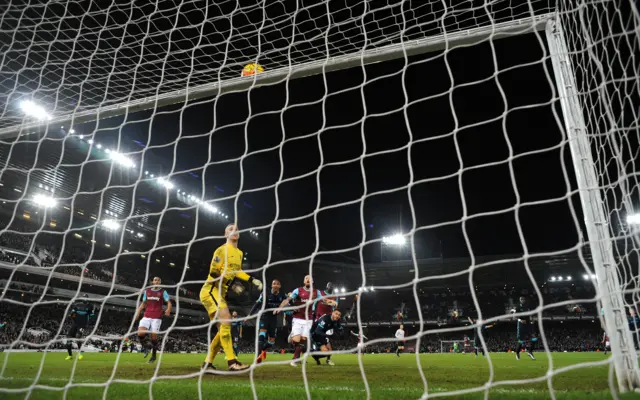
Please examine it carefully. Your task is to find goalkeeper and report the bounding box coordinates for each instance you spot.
[200,224,263,372]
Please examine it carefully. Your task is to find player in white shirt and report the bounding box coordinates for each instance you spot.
[394,325,405,357]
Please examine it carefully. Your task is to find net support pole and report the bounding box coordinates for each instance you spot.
[545,18,640,393]
[0,14,552,140]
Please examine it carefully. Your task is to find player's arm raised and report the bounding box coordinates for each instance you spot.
[249,294,263,316]
[275,289,297,315]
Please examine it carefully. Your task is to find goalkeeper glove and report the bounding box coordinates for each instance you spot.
[252,279,263,291]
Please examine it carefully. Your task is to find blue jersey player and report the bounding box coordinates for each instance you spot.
[231,311,243,356]
[65,294,95,360]
[511,296,535,360]
[310,310,343,365]
[250,279,286,363]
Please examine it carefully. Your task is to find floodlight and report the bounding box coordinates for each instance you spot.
[102,219,120,231]
[626,214,640,225]
[32,194,56,208]
[20,100,51,120]
[382,233,406,246]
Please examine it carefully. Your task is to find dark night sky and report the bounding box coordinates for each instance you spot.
[10,0,635,295]
[84,30,584,265]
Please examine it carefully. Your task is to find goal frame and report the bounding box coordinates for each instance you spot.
[2,10,638,393]
[545,18,640,392]
[0,14,551,140]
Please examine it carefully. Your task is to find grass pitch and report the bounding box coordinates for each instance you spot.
[0,351,635,399]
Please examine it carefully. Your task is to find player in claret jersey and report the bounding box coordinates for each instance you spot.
[199,224,263,372]
[65,294,95,360]
[250,279,287,363]
[135,277,172,364]
[277,275,337,367]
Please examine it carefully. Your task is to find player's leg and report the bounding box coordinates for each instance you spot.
[77,324,86,360]
[325,342,335,366]
[147,319,162,363]
[233,334,240,357]
[65,324,78,359]
[200,288,222,370]
[217,307,248,370]
[298,320,312,362]
[138,318,152,358]
[515,324,522,360]
[525,333,535,360]
[256,326,268,364]
[290,318,304,365]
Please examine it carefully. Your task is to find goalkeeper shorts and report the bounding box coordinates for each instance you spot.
[200,285,228,319]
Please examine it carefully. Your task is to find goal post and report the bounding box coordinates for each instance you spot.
[546,17,640,392]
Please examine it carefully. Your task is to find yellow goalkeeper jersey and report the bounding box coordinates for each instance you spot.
[201,243,250,293]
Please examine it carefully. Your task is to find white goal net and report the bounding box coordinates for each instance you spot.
[0,0,639,398]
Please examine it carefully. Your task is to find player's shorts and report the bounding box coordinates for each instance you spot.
[311,333,329,349]
[139,317,162,333]
[397,340,405,347]
[291,318,313,339]
[606,341,610,347]
[67,321,86,338]
[199,283,228,319]
[259,317,278,337]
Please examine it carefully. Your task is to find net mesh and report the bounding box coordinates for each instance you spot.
[0,0,638,398]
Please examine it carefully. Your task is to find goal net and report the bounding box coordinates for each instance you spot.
[0,0,639,398]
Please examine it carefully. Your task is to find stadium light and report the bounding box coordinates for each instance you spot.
[382,233,406,246]
[109,152,135,168]
[70,129,76,134]
[557,276,563,281]
[626,214,640,225]
[158,177,174,190]
[370,286,374,291]
[550,276,556,281]
[20,100,51,120]
[32,194,56,208]
[566,276,572,281]
[341,287,346,293]
[583,274,589,280]
[102,219,120,231]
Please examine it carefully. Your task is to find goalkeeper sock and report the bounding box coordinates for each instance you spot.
[218,324,236,363]
[205,332,221,364]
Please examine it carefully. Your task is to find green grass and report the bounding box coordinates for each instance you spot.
[0,352,636,399]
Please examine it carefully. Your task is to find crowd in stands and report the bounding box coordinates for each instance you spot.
[0,283,607,356]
